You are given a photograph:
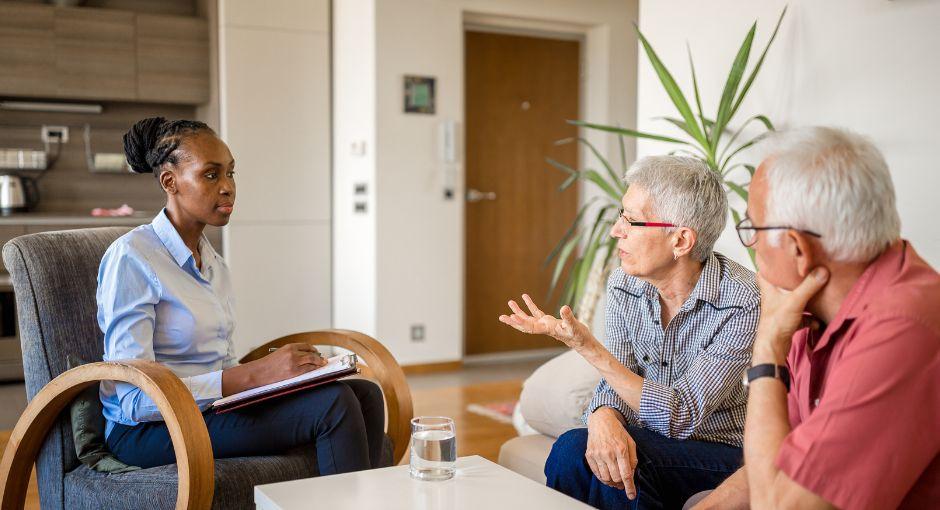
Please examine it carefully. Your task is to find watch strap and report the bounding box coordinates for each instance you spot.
[746,364,791,391]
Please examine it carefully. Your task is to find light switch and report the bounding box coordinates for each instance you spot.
[351,141,367,157]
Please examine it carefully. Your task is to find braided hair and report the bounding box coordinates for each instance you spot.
[123,117,215,176]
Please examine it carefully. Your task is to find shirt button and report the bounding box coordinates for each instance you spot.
[661,361,668,367]
[813,398,820,407]
[642,355,650,362]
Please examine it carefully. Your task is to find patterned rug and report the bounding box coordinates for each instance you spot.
[466,400,517,425]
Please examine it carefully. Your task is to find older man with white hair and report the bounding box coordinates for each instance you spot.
[693,127,940,510]
[499,156,761,509]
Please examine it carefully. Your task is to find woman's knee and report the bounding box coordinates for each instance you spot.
[344,379,383,407]
[316,381,361,409]
[546,428,589,475]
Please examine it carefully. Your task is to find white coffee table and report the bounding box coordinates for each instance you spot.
[254,455,593,509]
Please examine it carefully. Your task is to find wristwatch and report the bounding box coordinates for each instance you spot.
[743,364,790,391]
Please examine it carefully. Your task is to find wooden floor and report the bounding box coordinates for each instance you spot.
[0,379,524,509]
[411,379,522,463]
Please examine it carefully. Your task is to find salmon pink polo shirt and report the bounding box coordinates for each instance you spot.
[775,241,940,509]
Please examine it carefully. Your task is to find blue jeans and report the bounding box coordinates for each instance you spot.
[107,379,385,475]
[545,426,742,510]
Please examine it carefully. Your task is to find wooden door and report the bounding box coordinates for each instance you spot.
[464,31,580,355]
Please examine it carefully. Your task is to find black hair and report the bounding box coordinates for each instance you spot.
[122,117,216,176]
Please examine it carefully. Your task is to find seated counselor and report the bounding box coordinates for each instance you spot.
[499,155,760,509]
[99,117,385,473]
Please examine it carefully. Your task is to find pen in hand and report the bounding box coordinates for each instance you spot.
[268,346,326,367]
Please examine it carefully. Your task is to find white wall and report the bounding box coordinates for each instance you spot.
[334,0,638,365]
[219,0,332,354]
[637,0,940,268]
[333,0,377,338]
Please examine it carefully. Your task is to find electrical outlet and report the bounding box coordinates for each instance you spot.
[410,324,425,342]
[41,125,69,144]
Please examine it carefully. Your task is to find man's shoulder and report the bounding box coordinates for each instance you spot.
[856,243,940,336]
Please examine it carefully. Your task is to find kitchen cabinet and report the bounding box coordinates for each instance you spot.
[0,3,56,98]
[136,14,210,104]
[0,3,209,105]
[55,7,138,101]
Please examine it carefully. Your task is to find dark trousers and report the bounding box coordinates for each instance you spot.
[107,379,385,476]
[545,426,742,510]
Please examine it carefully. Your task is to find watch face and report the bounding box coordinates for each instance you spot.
[742,370,750,387]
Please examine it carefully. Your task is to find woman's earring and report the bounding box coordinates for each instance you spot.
[673,253,679,261]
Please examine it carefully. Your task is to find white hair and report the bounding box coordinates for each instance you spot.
[762,126,901,262]
[625,156,728,262]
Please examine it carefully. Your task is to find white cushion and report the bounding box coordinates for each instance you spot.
[497,434,557,484]
[519,350,601,438]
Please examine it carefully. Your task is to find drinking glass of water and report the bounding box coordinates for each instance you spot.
[410,416,456,481]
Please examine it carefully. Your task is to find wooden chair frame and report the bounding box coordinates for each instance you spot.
[239,329,414,464]
[0,330,413,510]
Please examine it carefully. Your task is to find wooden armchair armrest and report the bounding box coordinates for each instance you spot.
[240,330,414,464]
[0,360,214,510]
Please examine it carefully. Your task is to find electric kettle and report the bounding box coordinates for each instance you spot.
[0,174,39,215]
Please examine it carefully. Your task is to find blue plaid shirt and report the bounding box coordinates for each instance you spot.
[584,252,759,447]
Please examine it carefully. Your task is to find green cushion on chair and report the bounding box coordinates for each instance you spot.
[66,355,140,474]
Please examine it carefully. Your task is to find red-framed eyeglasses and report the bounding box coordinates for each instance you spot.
[617,208,676,228]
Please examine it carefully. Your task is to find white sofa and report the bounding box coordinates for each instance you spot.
[498,350,602,483]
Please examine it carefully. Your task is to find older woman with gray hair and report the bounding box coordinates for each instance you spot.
[499,155,760,510]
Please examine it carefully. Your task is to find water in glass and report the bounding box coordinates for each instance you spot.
[410,417,456,481]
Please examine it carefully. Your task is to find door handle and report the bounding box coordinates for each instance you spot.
[466,189,497,202]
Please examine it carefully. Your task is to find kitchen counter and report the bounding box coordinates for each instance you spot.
[0,212,157,227]
[0,211,223,259]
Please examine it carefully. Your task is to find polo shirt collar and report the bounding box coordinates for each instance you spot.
[152,209,197,268]
[810,241,904,351]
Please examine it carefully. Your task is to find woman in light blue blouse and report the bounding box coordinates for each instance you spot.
[98,117,383,473]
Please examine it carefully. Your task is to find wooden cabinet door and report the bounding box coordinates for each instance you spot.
[137,14,210,104]
[54,7,137,101]
[0,3,56,98]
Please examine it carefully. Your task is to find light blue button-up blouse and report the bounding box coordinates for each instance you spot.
[98,209,237,437]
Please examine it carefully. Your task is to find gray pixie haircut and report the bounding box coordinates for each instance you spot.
[625,156,728,262]
[762,126,900,262]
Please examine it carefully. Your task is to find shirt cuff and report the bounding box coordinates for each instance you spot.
[184,369,224,409]
[584,394,621,422]
[639,378,674,430]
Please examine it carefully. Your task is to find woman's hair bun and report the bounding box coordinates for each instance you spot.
[123,117,167,174]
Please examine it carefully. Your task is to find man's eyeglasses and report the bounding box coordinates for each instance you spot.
[616,209,676,229]
[735,216,822,247]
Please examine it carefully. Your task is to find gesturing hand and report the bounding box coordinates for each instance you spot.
[498,294,597,351]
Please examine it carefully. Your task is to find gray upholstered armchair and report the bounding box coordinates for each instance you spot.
[0,227,413,509]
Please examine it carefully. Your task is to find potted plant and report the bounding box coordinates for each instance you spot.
[548,8,787,325]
